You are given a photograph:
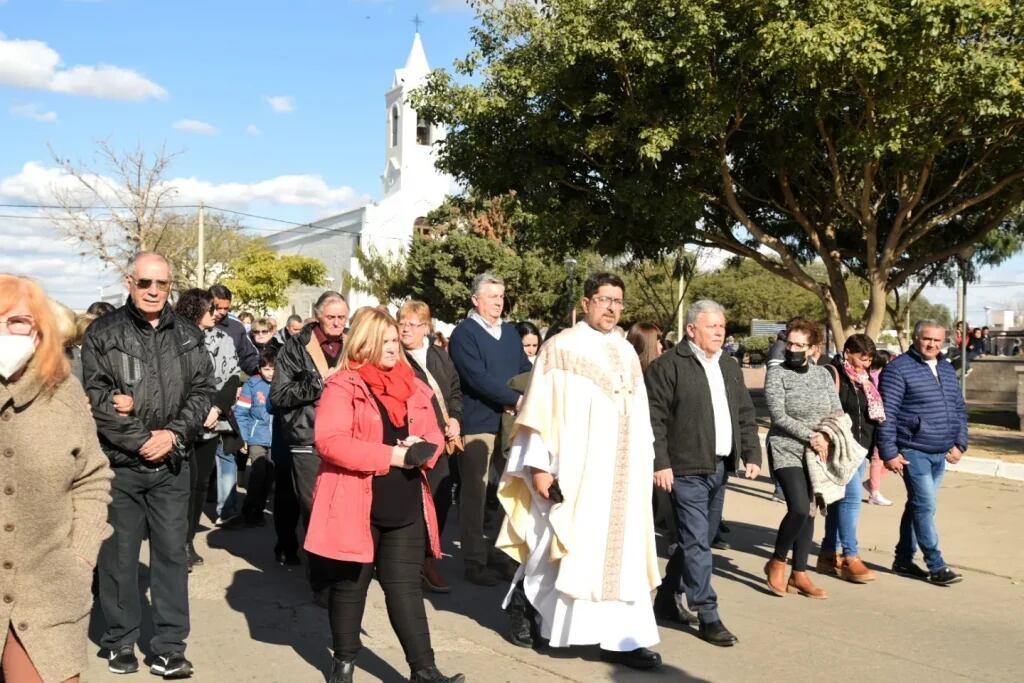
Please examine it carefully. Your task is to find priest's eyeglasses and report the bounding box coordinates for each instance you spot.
[590,295,625,310]
[0,316,35,336]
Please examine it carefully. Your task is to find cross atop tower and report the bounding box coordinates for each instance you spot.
[412,14,424,33]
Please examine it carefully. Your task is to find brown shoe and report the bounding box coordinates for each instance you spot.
[422,558,450,593]
[764,558,787,597]
[787,571,828,599]
[839,556,877,583]
[815,551,844,576]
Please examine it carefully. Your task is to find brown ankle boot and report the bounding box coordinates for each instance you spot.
[764,558,787,597]
[815,551,844,576]
[839,556,877,583]
[787,570,828,599]
[421,557,450,593]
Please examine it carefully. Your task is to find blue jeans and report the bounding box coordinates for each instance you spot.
[823,460,867,556]
[656,459,727,623]
[215,441,240,519]
[895,448,947,572]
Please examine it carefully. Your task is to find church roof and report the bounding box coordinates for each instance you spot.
[392,32,430,88]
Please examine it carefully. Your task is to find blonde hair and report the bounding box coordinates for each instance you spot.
[398,300,431,323]
[0,274,70,390]
[75,314,97,346]
[49,299,77,347]
[342,306,407,370]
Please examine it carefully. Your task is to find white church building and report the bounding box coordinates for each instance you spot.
[266,33,454,318]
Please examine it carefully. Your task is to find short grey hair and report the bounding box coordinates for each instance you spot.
[685,299,726,330]
[128,251,171,276]
[313,291,347,316]
[913,319,946,339]
[471,272,504,297]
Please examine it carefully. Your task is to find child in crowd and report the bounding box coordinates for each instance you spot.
[235,346,277,526]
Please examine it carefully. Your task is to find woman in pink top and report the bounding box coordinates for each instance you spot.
[306,307,464,683]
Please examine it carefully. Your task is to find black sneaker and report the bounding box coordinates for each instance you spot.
[928,567,964,586]
[150,652,193,679]
[107,645,139,674]
[892,561,930,580]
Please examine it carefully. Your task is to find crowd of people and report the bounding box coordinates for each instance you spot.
[0,253,970,682]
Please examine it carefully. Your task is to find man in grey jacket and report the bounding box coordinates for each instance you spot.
[645,300,761,647]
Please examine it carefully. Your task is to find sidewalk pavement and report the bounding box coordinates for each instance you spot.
[82,470,1023,682]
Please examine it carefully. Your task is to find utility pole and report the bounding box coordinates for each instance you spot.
[676,270,686,342]
[196,203,206,288]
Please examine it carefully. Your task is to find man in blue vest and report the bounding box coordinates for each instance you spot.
[878,319,967,586]
[449,273,533,586]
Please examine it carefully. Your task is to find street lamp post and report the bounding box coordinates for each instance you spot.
[564,258,577,326]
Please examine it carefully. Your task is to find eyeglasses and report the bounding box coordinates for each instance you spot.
[399,321,427,330]
[321,315,348,323]
[0,315,34,336]
[589,295,625,310]
[252,328,271,334]
[786,341,811,350]
[131,277,171,292]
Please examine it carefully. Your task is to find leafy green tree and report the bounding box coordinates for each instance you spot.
[222,244,326,315]
[416,0,1024,345]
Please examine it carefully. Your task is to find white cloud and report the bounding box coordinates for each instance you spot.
[0,161,367,215]
[0,34,167,101]
[265,95,295,113]
[10,102,57,122]
[172,119,219,135]
[246,124,262,136]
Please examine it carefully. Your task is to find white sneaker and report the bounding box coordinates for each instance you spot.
[868,491,893,506]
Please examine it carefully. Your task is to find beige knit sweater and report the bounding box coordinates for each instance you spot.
[0,365,113,683]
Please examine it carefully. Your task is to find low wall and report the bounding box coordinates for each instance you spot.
[966,357,1024,407]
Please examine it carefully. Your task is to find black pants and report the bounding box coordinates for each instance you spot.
[188,439,218,543]
[318,517,434,671]
[773,466,814,571]
[98,464,191,655]
[241,444,273,523]
[290,447,320,531]
[272,440,300,555]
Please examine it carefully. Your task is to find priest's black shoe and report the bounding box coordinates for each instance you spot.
[599,647,662,670]
[506,585,535,648]
[328,657,355,683]
[698,619,738,647]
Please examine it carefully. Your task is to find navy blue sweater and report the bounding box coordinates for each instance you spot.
[448,318,532,434]
[877,347,968,460]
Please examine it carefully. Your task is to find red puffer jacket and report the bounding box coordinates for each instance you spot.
[305,369,443,563]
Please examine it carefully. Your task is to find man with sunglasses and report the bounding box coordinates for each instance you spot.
[82,252,214,679]
[208,284,259,376]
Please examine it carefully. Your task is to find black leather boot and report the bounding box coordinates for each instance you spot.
[409,665,465,683]
[506,581,535,648]
[329,657,355,683]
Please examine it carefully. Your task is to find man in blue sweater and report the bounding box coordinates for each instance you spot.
[878,319,967,586]
[449,273,533,586]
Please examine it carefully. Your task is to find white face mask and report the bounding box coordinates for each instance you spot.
[0,335,36,380]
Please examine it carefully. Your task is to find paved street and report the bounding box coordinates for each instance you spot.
[80,469,1024,683]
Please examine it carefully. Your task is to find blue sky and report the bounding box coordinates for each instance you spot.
[1,0,1022,321]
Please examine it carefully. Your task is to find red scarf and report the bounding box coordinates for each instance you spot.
[357,361,417,427]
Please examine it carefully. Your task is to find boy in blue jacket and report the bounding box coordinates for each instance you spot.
[236,347,276,526]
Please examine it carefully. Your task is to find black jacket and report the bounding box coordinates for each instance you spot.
[218,315,260,376]
[269,323,340,448]
[82,300,215,468]
[827,357,878,451]
[645,341,762,475]
[405,345,464,431]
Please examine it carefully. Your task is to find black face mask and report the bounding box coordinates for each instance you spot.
[784,350,807,368]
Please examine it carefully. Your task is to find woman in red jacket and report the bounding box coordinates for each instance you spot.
[307,307,465,683]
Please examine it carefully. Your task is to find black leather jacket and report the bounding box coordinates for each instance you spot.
[269,323,340,447]
[81,300,214,468]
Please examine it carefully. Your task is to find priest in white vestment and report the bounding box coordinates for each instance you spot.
[496,272,662,670]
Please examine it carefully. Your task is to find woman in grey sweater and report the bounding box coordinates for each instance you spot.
[763,319,840,599]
